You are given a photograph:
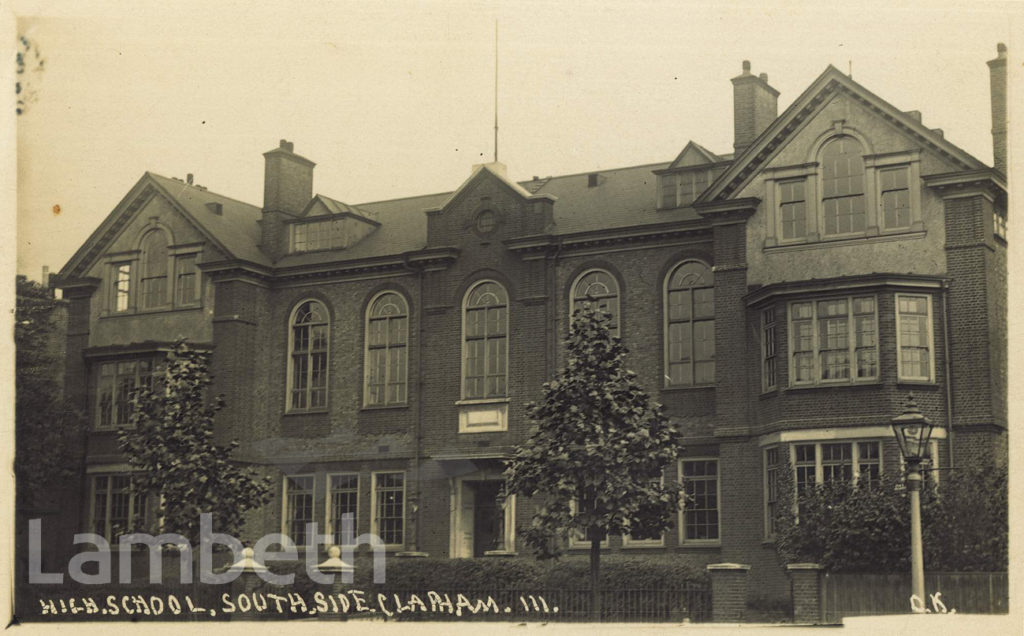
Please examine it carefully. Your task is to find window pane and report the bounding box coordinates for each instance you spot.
[665,262,714,386]
[287,476,314,545]
[375,473,404,545]
[683,460,719,541]
[898,295,931,379]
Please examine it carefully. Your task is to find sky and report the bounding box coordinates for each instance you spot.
[11,0,1022,280]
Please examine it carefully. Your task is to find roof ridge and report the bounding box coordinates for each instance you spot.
[523,161,672,184]
[146,171,261,210]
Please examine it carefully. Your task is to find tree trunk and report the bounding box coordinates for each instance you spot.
[589,535,601,621]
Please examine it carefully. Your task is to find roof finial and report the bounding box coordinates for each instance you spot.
[848,59,853,78]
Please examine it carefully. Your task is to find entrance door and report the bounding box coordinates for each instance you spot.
[471,481,503,557]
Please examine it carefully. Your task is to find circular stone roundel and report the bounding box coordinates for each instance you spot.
[475,209,498,234]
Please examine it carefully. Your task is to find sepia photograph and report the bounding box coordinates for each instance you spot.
[6,1,1019,633]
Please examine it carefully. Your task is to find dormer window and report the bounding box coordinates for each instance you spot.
[291,220,335,252]
[659,169,711,209]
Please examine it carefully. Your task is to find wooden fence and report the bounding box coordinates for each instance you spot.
[822,572,1008,622]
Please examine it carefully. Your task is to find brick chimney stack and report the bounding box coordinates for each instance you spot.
[987,43,1007,174]
[731,60,780,154]
[260,139,315,260]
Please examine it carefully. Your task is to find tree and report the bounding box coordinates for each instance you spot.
[14,276,83,511]
[772,464,1007,573]
[505,302,682,619]
[118,341,272,546]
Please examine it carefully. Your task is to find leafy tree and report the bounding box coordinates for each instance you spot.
[118,340,272,546]
[14,276,84,511]
[772,464,1007,573]
[922,464,1007,571]
[505,302,682,619]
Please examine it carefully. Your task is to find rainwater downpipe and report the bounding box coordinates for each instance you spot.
[402,252,426,551]
[942,283,954,471]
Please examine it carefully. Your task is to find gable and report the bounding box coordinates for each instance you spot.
[668,141,722,169]
[59,173,261,280]
[700,67,986,204]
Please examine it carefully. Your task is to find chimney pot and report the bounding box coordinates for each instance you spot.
[261,141,316,260]
[186,173,194,185]
[732,62,779,153]
[997,42,1007,56]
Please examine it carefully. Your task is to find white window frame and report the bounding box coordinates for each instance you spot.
[678,459,721,546]
[371,471,406,549]
[460,280,510,401]
[363,291,410,407]
[788,440,885,488]
[658,173,679,209]
[105,256,137,314]
[88,473,148,543]
[663,260,715,387]
[569,269,621,337]
[761,307,777,392]
[325,473,360,547]
[286,299,330,413]
[94,355,165,430]
[762,163,818,247]
[623,474,666,548]
[763,141,923,248]
[865,150,922,234]
[895,293,936,383]
[787,295,879,387]
[281,473,316,548]
[169,245,203,308]
[763,446,782,539]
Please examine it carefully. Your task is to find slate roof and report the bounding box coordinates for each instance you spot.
[137,155,721,271]
[147,173,270,266]
[61,65,987,277]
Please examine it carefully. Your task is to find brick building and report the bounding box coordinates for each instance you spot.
[52,47,1008,598]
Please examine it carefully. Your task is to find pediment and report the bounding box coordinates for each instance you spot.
[668,141,723,170]
[698,66,987,203]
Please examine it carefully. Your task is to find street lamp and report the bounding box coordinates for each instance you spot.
[890,393,937,608]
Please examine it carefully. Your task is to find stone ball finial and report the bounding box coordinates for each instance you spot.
[242,547,254,559]
[328,545,341,558]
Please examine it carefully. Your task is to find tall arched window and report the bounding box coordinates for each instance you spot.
[365,292,409,406]
[821,136,866,236]
[665,261,714,386]
[140,230,169,309]
[571,269,620,336]
[289,300,329,411]
[463,281,508,399]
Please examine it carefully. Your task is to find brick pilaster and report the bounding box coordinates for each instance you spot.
[707,563,751,622]
[786,563,824,624]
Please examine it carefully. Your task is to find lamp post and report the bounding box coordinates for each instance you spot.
[890,393,937,608]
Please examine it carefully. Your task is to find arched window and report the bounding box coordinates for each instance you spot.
[571,269,620,336]
[289,300,329,411]
[820,136,866,236]
[665,261,714,386]
[463,281,508,399]
[365,292,409,406]
[140,230,169,309]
